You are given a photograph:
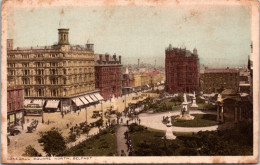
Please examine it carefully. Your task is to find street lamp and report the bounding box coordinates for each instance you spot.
[85,107,88,125]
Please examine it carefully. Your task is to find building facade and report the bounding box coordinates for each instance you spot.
[95,54,122,99]
[165,45,199,93]
[216,89,252,123]
[239,68,250,94]
[7,86,24,130]
[199,68,239,94]
[7,29,101,112]
[122,67,134,94]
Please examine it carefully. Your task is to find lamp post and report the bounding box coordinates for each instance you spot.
[41,96,44,124]
[101,100,104,126]
[85,107,88,125]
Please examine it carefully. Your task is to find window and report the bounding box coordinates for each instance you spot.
[22,78,30,85]
[50,78,58,85]
[51,89,58,97]
[36,89,44,96]
[36,78,44,84]
[25,88,30,96]
[22,54,29,58]
[22,63,29,67]
[23,70,30,75]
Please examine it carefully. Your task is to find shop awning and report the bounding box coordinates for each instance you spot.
[161,81,165,84]
[79,96,89,105]
[24,99,32,106]
[146,84,150,88]
[33,99,45,107]
[90,94,99,102]
[72,98,84,107]
[94,93,104,101]
[157,82,160,85]
[45,100,60,109]
[85,95,94,103]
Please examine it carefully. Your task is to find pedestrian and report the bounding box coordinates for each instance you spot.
[126,120,129,126]
[120,118,123,124]
[47,120,50,125]
[67,123,69,128]
[139,118,141,124]
[121,150,126,156]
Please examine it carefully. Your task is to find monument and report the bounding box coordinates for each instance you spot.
[191,91,199,108]
[175,93,195,120]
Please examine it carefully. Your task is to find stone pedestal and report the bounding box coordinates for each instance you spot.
[175,93,195,120]
[165,126,176,140]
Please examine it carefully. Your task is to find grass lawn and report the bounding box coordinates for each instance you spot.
[172,114,218,127]
[129,121,253,156]
[59,126,116,156]
[149,98,181,113]
[128,123,184,156]
[198,103,216,110]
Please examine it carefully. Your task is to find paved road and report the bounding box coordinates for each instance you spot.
[8,88,160,157]
[115,125,129,156]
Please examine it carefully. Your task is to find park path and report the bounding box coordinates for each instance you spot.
[138,110,234,133]
[115,125,129,156]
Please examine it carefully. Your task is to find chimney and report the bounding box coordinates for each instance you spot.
[113,54,116,61]
[7,39,13,50]
[99,55,102,63]
[105,54,109,62]
[119,56,121,64]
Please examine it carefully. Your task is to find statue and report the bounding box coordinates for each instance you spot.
[175,93,194,120]
[191,91,198,108]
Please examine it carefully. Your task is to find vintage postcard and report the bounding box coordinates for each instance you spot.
[1,0,259,164]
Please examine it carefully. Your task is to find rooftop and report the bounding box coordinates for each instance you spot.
[203,68,239,74]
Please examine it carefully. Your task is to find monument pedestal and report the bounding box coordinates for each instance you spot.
[165,126,176,140]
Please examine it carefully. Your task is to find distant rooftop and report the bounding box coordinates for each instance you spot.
[203,68,239,74]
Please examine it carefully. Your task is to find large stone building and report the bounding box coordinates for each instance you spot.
[7,86,25,130]
[94,54,122,99]
[216,89,252,123]
[122,67,134,94]
[7,28,103,112]
[239,67,251,94]
[165,45,199,93]
[199,68,239,94]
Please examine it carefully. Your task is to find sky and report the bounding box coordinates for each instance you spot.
[7,5,251,68]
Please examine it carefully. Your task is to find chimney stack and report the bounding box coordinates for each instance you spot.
[7,39,13,50]
[113,54,116,61]
[119,56,121,64]
[99,55,102,63]
[105,54,109,62]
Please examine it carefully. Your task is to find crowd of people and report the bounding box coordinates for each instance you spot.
[121,130,135,156]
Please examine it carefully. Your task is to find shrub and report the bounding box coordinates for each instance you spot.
[129,123,146,132]
[68,133,77,142]
[22,145,42,157]
[38,128,66,156]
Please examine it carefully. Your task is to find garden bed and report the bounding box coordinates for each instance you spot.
[59,126,116,156]
[172,114,218,127]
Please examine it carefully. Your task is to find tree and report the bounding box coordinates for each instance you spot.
[38,127,66,156]
[22,145,42,157]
